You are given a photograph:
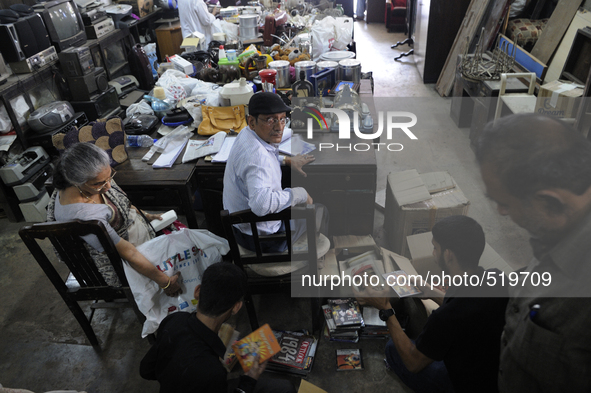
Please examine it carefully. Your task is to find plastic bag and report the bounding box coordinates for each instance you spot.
[156,69,200,101]
[124,228,230,337]
[219,20,239,42]
[143,43,158,76]
[190,80,221,107]
[333,17,353,51]
[0,105,13,134]
[212,18,224,36]
[179,96,206,127]
[311,17,336,61]
[126,100,154,118]
[10,95,31,127]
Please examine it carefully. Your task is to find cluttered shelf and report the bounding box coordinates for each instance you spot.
[0,0,365,224]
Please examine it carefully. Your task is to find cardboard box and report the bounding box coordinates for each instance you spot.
[406,232,513,279]
[169,55,193,75]
[384,170,470,257]
[117,0,153,17]
[535,80,584,119]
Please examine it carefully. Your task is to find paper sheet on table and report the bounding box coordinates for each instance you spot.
[181,139,206,161]
[211,137,237,162]
[279,134,315,156]
[152,136,190,168]
[181,131,226,163]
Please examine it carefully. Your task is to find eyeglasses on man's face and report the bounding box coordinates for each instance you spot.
[258,116,288,127]
[87,169,117,192]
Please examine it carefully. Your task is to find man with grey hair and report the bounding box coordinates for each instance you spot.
[476,113,591,392]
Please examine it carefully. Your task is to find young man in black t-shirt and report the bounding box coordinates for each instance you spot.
[356,215,508,393]
[140,262,295,393]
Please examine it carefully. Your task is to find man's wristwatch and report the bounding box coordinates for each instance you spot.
[379,308,396,321]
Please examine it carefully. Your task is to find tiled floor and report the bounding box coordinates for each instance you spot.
[0,21,531,393]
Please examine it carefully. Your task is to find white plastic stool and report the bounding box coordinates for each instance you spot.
[494,72,537,121]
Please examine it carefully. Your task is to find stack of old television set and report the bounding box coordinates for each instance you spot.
[0,0,148,221]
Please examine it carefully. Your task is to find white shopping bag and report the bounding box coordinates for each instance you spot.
[311,17,336,61]
[124,228,230,337]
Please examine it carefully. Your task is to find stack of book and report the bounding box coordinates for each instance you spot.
[360,307,389,338]
[267,330,318,376]
[322,298,364,343]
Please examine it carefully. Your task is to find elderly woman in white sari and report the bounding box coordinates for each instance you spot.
[46,142,181,296]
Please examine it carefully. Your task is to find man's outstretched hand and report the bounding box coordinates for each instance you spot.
[286,154,315,177]
[245,354,268,380]
[353,285,392,310]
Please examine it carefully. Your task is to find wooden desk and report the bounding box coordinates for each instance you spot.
[194,133,377,237]
[114,144,200,229]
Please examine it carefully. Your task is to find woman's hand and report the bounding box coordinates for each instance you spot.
[161,272,182,297]
[117,239,183,297]
[144,212,163,222]
[131,205,162,222]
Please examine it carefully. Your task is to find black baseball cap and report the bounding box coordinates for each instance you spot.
[248,92,291,117]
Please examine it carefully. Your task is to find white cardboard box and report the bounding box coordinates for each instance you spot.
[169,54,194,75]
[384,170,470,257]
[535,80,584,119]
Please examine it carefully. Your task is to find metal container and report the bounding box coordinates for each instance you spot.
[294,61,316,81]
[338,59,362,83]
[268,60,290,88]
[239,14,259,40]
[259,69,277,92]
[316,60,338,71]
[319,51,355,62]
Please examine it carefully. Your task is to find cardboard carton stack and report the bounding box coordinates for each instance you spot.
[384,170,470,258]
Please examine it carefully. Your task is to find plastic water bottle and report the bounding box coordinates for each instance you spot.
[126,135,156,148]
[143,95,172,112]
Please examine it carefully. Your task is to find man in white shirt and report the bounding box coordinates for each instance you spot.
[223,92,327,252]
[178,0,219,46]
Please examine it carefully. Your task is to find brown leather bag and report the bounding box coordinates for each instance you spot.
[197,105,247,136]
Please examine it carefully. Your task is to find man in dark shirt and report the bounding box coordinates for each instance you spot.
[140,262,296,393]
[356,215,508,393]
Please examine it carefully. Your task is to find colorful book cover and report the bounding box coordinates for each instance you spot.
[328,298,363,327]
[232,324,281,372]
[335,348,364,371]
[270,331,316,370]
